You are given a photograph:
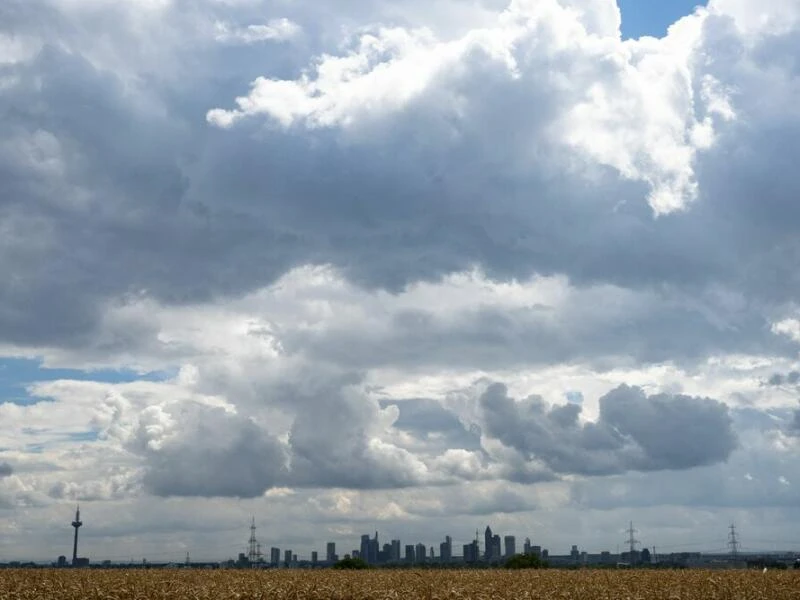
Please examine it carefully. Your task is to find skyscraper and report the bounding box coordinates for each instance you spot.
[405,544,415,563]
[484,526,493,560]
[370,532,379,564]
[415,543,426,562]
[326,542,336,563]
[439,535,452,563]
[504,536,516,558]
[463,540,478,563]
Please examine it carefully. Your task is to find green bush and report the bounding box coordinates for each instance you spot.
[332,557,372,570]
[504,554,547,569]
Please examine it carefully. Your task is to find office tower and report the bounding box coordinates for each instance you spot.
[523,538,532,555]
[369,532,379,564]
[270,547,280,566]
[284,549,292,566]
[463,540,478,563]
[504,535,516,558]
[440,536,452,563]
[405,544,415,563]
[326,542,336,563]
[311,551,318,565]
[492,535,501,560]
[415,543,426,562]
[360,535,370,564]
[391,539,401,562]
[484,526,493,560]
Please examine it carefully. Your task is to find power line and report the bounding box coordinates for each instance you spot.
[625,521,639,556]
[728,523,739,559]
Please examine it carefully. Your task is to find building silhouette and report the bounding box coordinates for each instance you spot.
[484,526,493,560]
[415,543,426,562]
[405,544,415,563]
[504,535,516,558]
[440,536,452,563]
[326,542,337,563]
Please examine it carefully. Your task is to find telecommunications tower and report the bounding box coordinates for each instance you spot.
[71,506,83,566]
[247,517,263,565]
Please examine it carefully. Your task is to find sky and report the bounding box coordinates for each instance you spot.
[2,0,800,563]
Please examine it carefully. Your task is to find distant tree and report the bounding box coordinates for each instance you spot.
[333,557,372,570]
[504,554,547,569]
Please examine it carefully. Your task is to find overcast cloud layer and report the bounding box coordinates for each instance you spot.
[2,0,800,562]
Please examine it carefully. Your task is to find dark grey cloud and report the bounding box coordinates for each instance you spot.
[790,406,800,436]
[0,0,798,375]
[766,371,800,386]
[0,462,12,478]
[381,398,482,452]
[140,405,287,498]
[480,383,737,476]
[285,300,794,372]
[288,389,424,489]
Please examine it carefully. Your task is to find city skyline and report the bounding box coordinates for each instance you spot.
[7,505,795,566]
[3,0,800,566]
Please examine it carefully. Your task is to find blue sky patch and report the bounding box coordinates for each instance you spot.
[617,0,706,39]
[0,358,172,406]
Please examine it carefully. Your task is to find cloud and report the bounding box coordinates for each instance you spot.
[2,0,800,560]
[138,403,288,498]
[0,463,12,478]
[480,383,737,475]
[213,19,301,44]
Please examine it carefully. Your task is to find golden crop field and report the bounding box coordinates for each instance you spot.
[1,568,799,600]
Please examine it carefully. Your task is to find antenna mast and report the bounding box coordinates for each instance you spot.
[248,517,259,565]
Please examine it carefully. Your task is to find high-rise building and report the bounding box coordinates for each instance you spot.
[439,536,452,563]
[360,535,370,564]
[415,543,427,562]
[523,538,532,555]
[380,543,392,563]
[326,542,336,563]
[492,535,501,560]
[405,545,415,563]
[484,526,493,560]
[270,547,280,566]
[504,536,516,558]
[284,549,292,566]
[311,551,318,565]
[370,532,379,564]
[463,540,478,563]
[360,532,379,564]
[391,539,401,562]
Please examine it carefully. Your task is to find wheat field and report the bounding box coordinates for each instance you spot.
[1,569,798,600]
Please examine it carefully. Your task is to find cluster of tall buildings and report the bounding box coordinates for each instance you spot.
[236,524,546,568]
